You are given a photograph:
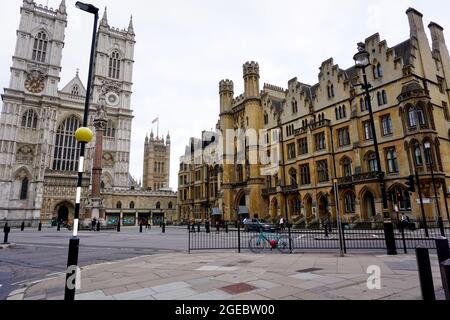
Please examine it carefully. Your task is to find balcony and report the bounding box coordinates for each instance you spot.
[338,172,379,186]
[231,181,247,188]
[309,120,331,131]
[282,184,298,193]
[262,187,277,197]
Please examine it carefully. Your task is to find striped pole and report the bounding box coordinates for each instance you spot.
[65,3,99,301]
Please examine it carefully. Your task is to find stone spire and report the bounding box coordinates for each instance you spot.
[100,7,109,28]
[150,130,154,140]
[128,15,135,35]
[166,132,171,145]
[58,0,67,15]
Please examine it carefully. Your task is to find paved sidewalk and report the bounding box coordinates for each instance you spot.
[8,252,445,300]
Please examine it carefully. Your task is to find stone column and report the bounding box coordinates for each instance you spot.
[88,95,108,222]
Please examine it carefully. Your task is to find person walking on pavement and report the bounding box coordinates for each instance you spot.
[91,218,97,231]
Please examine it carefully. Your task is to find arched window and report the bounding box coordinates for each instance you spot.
[168,202,173,209]
[365,151,378,172]
[264,112,269,125]
[116,201,122,209]
[21,110,38,129]
[408,105,426,128]
[52,116,81,171]
[361,97,369,112]
[71,85,79,96]
[156,202,161,210]
[32,31,48,63]
[386,148,399,174]
[101,181,105,190]
[108,51,121,79]
[342,157,352,177]
[20,177,29,200]
[377,63,383,78]
[130,201,135,209]
[382,90,388,105]
[344,192,356,213]
[342,105,347,118]
[414,145,423,166]
[377,92,382,106]
[289,168,297,186]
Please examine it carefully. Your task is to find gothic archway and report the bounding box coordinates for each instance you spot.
[304,194,313,221]
[318,194,329,220]
[361,190,376,220]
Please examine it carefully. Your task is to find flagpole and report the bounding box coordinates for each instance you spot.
[157,116,159,139]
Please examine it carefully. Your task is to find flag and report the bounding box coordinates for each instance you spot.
[152,117,159,124]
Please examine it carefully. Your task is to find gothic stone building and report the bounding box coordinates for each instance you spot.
[179,8,450,225]
[143,132,171,191]
[0,1,177,226]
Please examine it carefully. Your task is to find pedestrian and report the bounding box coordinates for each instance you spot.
[401,213,409,228]
[91,218,97,231]
[279,217,285,231]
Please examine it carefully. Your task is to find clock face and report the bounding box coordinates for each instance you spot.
[25,71,45,94]
[106,92,120,106]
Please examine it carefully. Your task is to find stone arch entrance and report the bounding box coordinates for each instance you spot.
[304,194,313,221]
[54,202,74,224]
[361,190,376,220]
[317,194,329,220]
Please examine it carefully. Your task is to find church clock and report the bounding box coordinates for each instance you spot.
[25,71,45,94]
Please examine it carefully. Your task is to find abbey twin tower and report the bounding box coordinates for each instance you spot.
[0,1,177,225]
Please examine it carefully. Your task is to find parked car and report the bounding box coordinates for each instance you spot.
[243,219,278,232]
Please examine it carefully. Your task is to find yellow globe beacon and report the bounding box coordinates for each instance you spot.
[75,127,94,143]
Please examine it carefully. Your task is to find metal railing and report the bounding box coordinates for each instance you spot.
[188,220,450,254]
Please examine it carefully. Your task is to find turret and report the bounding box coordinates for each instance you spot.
[219,79,234,114]
[243,61,260,98]
[128,15,135,35]
[166,133,171,145]
[100,7,109,28]
[58,0,67,16]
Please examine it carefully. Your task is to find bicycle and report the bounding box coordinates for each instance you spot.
[249,229,292,254]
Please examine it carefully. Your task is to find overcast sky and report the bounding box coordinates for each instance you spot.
[1,0,450,190]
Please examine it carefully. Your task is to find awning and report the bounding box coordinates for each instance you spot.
[211,208,222,216]
[237,206,249,215]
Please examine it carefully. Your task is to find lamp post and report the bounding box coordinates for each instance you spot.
[64,2,99,301]
[329,124,345,257]
[424,141,445,236]
[353,43,397,255]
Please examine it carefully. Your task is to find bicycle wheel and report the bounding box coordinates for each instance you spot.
[277,235,292,254]
[249,235,271,254]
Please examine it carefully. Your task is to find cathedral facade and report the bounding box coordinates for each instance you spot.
[0,1,177,226]
[179,8,450,225]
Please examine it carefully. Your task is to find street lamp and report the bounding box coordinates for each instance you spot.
[64,2,99,301]
[353,43,397,255]
[424,141,445,236]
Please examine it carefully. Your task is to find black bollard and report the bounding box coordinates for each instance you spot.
[117,221,121,233]
[21,222,25,232]
[383,222,397,255]
[38,222,42,232]
[225,223,228,234]
[162,223,166,234]
[197,223,201,233]
[435,236,450,263]
[440,259,450,300]
[416,245,436,300]
[140,223,143,233]
[96,222,100,232]
[57,223,61,231]
[205,221,210,234]
[3,224,10,244]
